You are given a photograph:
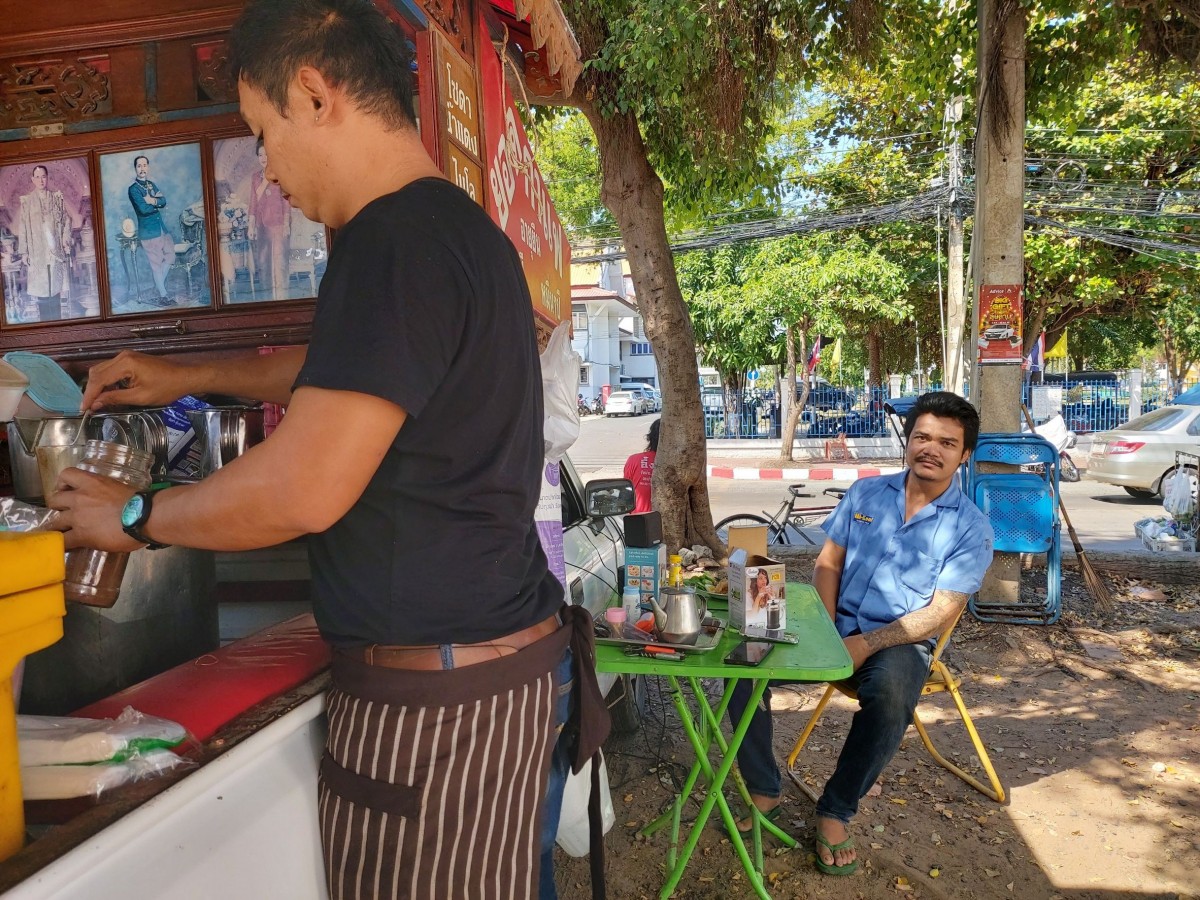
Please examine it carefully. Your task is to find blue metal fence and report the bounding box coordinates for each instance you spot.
[703,377,1200,440]
[703,386,891,439]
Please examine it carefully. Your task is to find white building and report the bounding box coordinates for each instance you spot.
[570,260,660,404]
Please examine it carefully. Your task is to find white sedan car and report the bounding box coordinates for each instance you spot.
[1087,405,1200,499]
[605,391,642,416]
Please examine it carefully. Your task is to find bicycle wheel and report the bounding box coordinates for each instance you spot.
[715,513,773,545]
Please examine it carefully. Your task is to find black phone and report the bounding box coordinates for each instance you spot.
[724,640,775,667]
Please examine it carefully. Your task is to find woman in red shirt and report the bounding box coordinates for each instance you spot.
[623,418,660,513]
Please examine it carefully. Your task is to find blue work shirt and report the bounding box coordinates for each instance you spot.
[821,470,994,639]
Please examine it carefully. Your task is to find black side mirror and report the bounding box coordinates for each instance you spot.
[584,478,636,518]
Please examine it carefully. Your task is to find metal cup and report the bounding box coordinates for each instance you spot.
[35,442,88,501]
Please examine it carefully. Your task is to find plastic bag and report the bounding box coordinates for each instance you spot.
[540,320,581,464]
[0,497,58,532]
[21,748,190,800]
[1163,468,1193,519]
[18,706,190,766]
[555,750,615,857]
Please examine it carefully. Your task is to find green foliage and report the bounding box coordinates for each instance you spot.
[677,244,779,389]
[528,112,612,239]
[560,0,844,217]
[1066,316,1159,370]
[678,233,910,382]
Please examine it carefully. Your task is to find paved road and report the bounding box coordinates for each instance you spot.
[570,412,1152,552]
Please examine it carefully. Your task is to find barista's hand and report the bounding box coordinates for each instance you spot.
[46,468,143,552]
[843,634,872,671]
[80,350,194,411]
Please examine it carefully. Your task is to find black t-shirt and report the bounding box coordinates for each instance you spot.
[294,178,563,646]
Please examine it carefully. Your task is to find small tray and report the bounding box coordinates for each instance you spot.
[594,614,725,653]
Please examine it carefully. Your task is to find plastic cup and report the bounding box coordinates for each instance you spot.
[35,443,87,502]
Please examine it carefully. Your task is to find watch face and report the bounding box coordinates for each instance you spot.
[121,494,146,528]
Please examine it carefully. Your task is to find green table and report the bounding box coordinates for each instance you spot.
[595,583,852,899]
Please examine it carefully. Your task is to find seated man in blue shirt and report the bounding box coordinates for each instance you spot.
[728,391,994,875]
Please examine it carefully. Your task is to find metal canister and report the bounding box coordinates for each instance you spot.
[63,440,154,608]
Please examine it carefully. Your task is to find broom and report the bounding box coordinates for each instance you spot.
[1021,404,1113,611]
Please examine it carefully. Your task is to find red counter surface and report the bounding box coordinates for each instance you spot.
[72,614,330,742]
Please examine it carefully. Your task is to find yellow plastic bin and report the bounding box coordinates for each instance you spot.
[0,530,66,862]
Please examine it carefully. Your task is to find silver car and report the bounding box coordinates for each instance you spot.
[1087,405,1200,499]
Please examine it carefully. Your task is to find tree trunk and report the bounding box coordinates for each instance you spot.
[867,328,883,389]
[722,374,740,438]
[780,324,808,462]
[577,102,720,553]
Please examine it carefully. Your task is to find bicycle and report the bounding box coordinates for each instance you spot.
[715,483,845,546]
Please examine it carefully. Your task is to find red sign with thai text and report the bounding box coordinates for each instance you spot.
[476,13,569,326]
[977,284,1024,364]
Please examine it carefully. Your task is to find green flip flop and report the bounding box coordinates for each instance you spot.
[736,803,781,835]
[814,832,858,875]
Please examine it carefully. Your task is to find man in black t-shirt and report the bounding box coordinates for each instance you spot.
[54,2,604,898]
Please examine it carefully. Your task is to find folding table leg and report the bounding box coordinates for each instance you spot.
[686,676,796,866]
[655,677,779,900]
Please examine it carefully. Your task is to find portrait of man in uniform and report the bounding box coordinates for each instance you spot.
[99,143,212,314]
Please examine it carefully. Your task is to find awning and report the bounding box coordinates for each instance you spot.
[490,0,581,97]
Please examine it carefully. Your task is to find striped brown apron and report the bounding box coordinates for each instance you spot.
[318,608,605,900]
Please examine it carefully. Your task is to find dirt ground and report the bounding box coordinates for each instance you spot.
[556,560,1200,900]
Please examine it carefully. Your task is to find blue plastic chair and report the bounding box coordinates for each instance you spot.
[965,434,1062,625]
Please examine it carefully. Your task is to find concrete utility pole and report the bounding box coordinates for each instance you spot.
[945,96,966,396]
[974,0,1026,603]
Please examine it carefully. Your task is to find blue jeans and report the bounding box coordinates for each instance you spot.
[540,647,574,900]
[727,641,932,826]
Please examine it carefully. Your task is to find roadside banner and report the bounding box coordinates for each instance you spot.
[477,12,569,328]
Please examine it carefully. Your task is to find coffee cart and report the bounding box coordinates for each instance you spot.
[0,0,577,893]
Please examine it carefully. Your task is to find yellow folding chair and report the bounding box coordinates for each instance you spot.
[785,610,1005,803]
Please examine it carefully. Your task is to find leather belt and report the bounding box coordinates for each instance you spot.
[341,613,561,671]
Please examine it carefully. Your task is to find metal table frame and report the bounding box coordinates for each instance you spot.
[595,584,852,899]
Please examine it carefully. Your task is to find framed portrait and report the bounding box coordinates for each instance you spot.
[212,136,327,305]
[98,143,212,315]
[0,156,100,326]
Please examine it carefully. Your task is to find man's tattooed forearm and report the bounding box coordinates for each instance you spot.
[861,590,969,654]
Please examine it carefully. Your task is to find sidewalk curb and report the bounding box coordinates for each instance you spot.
[707,465,905,481]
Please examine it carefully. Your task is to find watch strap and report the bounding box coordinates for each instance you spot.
[122,490,168,550]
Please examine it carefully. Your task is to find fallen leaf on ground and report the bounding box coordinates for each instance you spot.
[1131,586,1169,601]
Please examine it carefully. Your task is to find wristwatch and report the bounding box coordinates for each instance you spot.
[120,490,168,550]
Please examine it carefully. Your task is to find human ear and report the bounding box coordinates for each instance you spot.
[294,66,333,121]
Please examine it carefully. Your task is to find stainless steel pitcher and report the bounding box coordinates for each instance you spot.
[6,416,86,502]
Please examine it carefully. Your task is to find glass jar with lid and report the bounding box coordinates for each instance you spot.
[63,440,154,607]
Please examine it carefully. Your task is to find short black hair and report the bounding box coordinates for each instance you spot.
[902,391,980,451]
[133,155,149,170]
[31,164,48,177]
[229,0,416,131]
[647,418,660,452]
